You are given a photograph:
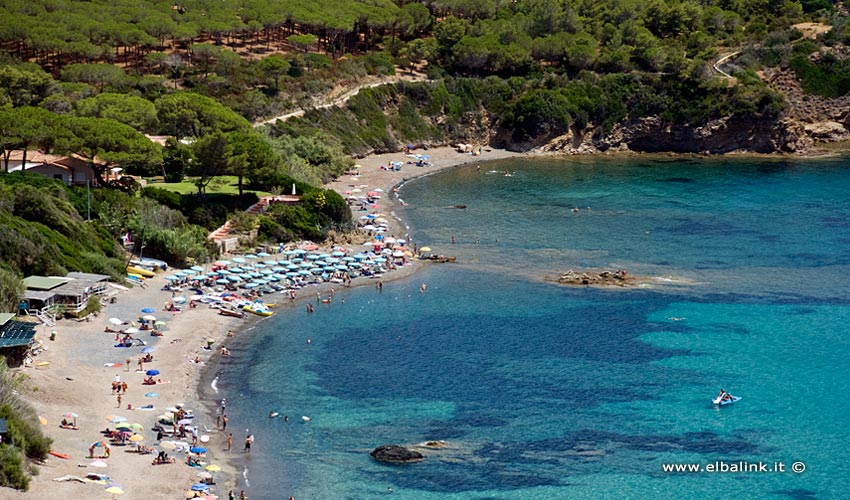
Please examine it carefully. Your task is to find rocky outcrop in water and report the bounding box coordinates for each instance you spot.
[552,269,635,287]
[370,445,425,464]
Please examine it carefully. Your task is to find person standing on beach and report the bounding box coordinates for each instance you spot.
[227,433,232,452]
[121,381,127,394]
[245,434,253,453]
[222,415,228,431]
[116,393,122,408]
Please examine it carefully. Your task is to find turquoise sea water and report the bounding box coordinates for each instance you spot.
[215,156,850,499]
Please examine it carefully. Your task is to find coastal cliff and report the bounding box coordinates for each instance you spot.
[536,115,817,155]
[535,59,850,156]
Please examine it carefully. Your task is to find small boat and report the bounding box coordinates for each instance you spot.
[217,307,245,319]
[127,266,156,278]
[713,394,741,406]
[243,301,273,317]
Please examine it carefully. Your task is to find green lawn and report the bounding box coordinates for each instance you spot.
[147,176,274,197]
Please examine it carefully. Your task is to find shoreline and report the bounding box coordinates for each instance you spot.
[17,146,847,498]
[17,146,518,500]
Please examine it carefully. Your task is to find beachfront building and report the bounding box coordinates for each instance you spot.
[0,313,37,367]
[5,151,97,186]
[20,273,110,321]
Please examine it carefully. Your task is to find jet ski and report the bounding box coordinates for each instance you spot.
[713,394,741,406]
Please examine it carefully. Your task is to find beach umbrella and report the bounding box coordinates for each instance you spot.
[63,411,78,419]
[142,315,157,321]
[164,276,179,282]
[231,257,246,264]
[114,422,131,430]
[129,423,144,432]
[109,318,124,325]
[129,434,144,442]
[157,440,177,450]
[124,327,139,334]
[141,308,155,314]
[227,276,241,283]
[419,246,432,252]
[145,369,160,376]
[214,260,231,266]
[141,347,154,354]
[217,269,232,275]
[258,252,271,257]
[191,483,210,491]
[154,321,167,327]
[205,464,221,472]
[196,471,213,479]
[107,416,126,423]
[189,446,207,454]
[216,279,229,285]
[190,265,204,272]
[254,262,266,268]
[90,460,108,468]
[105,485,124,497]
[245,254,258,259]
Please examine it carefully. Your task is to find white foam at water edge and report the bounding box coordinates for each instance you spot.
[210,376,219,394]
[243,466,250,487]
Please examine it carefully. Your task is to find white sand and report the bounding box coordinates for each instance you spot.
[17,145,523,500]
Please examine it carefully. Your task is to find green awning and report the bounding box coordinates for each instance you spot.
[23,276,70,290]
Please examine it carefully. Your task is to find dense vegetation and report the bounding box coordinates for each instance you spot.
[0,361,52,490]
[0,0,847,491]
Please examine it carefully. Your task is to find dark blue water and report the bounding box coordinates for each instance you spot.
[217,156,850,499]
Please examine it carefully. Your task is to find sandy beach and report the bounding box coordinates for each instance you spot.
[13,146,521,500]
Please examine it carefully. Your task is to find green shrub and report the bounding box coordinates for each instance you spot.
[0,445,29,491]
